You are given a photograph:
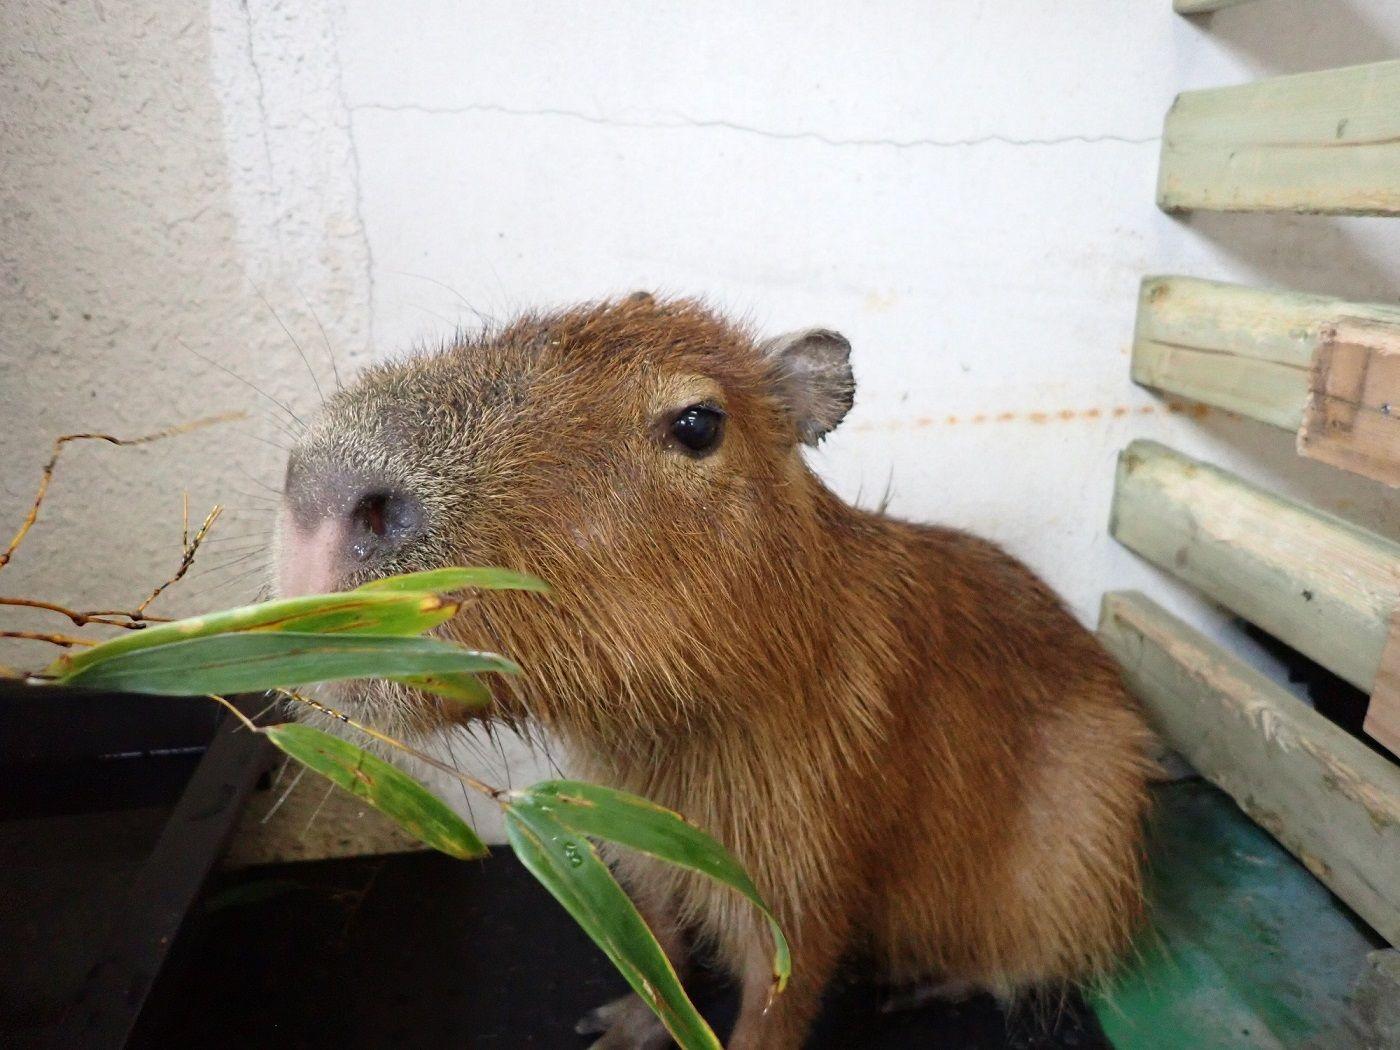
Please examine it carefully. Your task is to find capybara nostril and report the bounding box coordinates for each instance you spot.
[348,489,423,561]
[276,461,425,595]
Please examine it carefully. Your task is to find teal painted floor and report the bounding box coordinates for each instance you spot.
[1092,780,1383,1049]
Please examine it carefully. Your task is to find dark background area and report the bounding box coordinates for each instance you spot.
[133,849,1106,1050]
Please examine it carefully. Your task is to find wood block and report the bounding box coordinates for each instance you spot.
[1132,276,1400,433]
[1111,440,1400,692]
[1159,60,1400,214]
[1299,319,1400,487]
[1365,613,1400,759]
[1099,590,1400,945]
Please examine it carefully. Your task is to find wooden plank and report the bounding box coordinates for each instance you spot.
[1132,276,1400,433]
[1366,615,1400,758]
[1298,318,1400,486]
[1173,0,1254,12]
[1158,60,1400,214]
[61,710,272,1047]
[1110,440,1400,692]
[1099,590,1400,945]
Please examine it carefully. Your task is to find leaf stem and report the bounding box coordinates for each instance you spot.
[272,688,508,802]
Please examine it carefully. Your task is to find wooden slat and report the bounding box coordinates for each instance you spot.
[1099,590,1400,945]
[1134,277,1400,488]
[1298,319,1400,486]
[1132,276,1400,432]
[1173,0,1253,12]
[1366,616,1400,758]
[61,710,272,1046]
[1110,440,1400,692]
[1158,60,1400,214]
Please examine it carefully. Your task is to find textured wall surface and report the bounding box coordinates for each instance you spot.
[0,0,369,669]
[4,0,1399,842]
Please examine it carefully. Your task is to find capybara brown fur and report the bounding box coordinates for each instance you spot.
[275,294,1154,1049]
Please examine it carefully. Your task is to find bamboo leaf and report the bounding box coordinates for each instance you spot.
[54,631,518,698]
[390,671,491,706]
[47,590,461,679]
[356,567,550,595]
[264,723,487,859]
[504,800,721,1050]
[521,780,790,991]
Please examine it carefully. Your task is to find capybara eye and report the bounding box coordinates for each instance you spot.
[671,405,725,456]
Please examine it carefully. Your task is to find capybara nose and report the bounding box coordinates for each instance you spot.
[345,488,424,563]
[277,460,425,596]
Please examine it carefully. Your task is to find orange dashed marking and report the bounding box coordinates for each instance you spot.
[850,402,1208,433]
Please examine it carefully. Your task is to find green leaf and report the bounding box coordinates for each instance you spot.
[390,671,491,706]
[356,567,550,595]
[54,631,518,698]
[521,780,790,991]
[47,590,461,679]
[504,800,721,1050]
[264,723,487,860]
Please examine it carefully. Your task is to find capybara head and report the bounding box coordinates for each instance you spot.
[276,295,855,739]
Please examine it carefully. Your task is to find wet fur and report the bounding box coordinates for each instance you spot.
[286,296,1154,1048]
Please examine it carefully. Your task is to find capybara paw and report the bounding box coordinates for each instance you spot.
[576,993,670,1049]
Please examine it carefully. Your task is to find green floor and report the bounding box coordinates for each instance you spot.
[1091,780,1383,1049]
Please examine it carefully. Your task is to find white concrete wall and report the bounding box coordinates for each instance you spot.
[4,1,1399,841]
[334,1,1400,659]
[0,0,370,668]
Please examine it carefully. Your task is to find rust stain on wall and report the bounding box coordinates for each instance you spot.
[850,401,1210,433]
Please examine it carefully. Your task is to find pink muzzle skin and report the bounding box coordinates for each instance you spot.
[275,511,349,598]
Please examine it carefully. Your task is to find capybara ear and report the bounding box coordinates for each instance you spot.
[759,328,854,445]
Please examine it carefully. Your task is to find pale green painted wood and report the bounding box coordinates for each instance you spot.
[1159,60,1400,214]
[1132,276,1400,431]
[1174,0,1254,12]
[1092,781,1383,1049]
[1099,590,1400,945]
[1110,440,1400,691]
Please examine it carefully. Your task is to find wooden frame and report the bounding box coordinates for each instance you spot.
[1132,276,1400,486]
[1158,60,1400,214]
[1111,440,1400,755]
[1111,440,1400,693]
[1299,319,1400,487]
[1099,591,1400,945]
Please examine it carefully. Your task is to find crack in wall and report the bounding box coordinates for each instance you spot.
[327,8,377,357]
[349,100,1160,150]
[237,0,275,183]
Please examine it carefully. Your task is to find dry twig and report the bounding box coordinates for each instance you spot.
[0,629,96,648]
[0,413,242,651]
[0,412,242,574]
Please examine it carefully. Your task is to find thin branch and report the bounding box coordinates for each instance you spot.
[0,597,140,628]
[0,413,243,575]
[134,501,223,616]
[274,688,507,802]
[0,500,219,632]
[0,629,96,648]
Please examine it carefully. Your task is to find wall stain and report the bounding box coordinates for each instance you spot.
[850,401,1209,433]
